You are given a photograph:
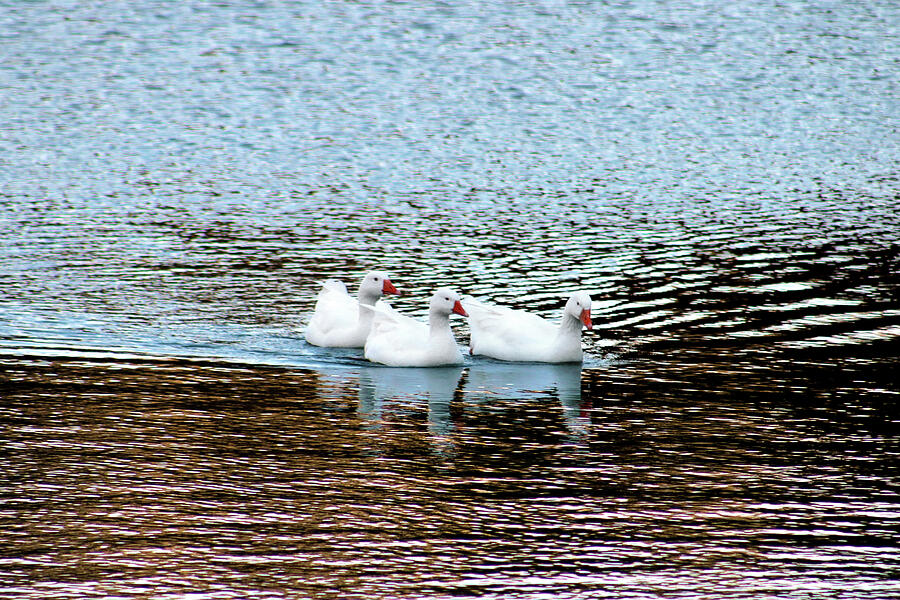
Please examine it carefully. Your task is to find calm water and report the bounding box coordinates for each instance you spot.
[2,1,899,598]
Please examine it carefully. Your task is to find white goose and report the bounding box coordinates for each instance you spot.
[462,292,593,363]
[364,288,468,367]
[304,271,399,348]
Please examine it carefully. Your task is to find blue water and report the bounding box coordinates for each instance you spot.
[2,1,899,598]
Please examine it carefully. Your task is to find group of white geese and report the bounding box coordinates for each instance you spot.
[305,270,593,367]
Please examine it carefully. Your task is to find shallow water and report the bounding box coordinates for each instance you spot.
[2,1,900,598]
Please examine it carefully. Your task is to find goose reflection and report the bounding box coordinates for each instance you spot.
[356,362,590,451]
[357,366,464,450]
[463,362,589,442]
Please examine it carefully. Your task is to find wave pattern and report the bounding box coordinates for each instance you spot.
[2,1,899,598]
[3,187,898,366]
[2,358,898,599]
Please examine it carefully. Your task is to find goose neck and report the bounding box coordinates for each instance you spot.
[357,289,379,306]
[558,312,583,337]
[429,311,452,336]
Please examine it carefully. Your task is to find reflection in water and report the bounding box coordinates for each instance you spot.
[463,362,589,444]
[354,363,588,455]
[3,358,898,600]
[357,366,464,454]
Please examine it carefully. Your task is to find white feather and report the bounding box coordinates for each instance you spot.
[364,288,465,367]
[462,292,592,363]
[304,272,396,348]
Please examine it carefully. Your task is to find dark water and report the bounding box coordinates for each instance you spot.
[2,1,899,598]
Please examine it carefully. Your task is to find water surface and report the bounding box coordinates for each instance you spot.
[2,1,899,598]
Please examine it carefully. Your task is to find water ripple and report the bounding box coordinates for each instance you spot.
[3,1,900,598]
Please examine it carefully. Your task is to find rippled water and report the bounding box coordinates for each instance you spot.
[2,1,899,598]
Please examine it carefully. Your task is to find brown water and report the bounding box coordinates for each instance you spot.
[3,352,899,599]
[2,0,900,598]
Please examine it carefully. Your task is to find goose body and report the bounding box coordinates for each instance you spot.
[462,292,593,363]
[304,271,398,348]
[364,288,468,367]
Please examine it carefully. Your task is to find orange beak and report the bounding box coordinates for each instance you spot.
[580,308,592,330]
[382,279,398,295]
[452,300,468,317]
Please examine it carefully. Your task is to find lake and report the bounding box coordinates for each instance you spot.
[2,1,899,598]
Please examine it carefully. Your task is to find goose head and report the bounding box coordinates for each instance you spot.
[565,292,593,330]
[430,287,468,317]
[359,270,398,304]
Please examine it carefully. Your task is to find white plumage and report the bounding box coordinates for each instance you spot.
[364,288,468,367]
[304,271,398,348]
[462,292,593,363]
